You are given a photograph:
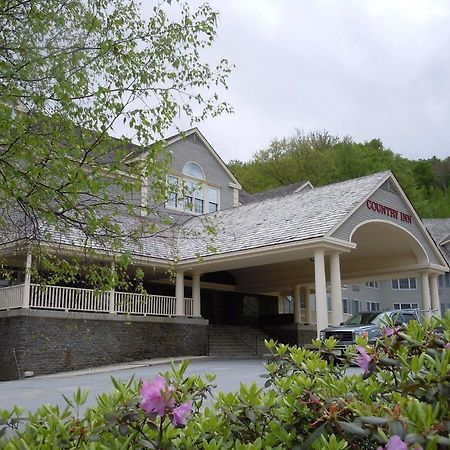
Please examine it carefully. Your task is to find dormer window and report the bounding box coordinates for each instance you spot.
[165,162,220,215]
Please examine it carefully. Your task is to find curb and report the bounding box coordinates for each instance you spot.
[30,355,210,380]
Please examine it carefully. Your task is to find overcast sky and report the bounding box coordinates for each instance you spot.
[158,0,450,163]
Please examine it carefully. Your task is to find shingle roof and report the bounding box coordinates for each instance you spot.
[178,171,389,260]
[48,215,176,261]
[423,218,450,266]
[239,181,311,204]
[0,211,175,261]
[423,218,450,245]
[0,171,401,264]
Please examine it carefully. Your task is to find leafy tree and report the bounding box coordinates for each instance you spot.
[230,130,450,218]
[0,0,232,252]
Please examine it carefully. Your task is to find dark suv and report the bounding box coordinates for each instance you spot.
[319,309,420,351]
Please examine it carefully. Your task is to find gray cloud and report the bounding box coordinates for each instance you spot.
[181,0,450,163]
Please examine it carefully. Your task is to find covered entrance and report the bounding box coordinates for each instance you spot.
[172,172,448,342]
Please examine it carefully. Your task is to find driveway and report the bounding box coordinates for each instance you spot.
[0,357,363,414]
[0,358,268,413]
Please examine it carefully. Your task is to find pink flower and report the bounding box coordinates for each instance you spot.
[356,345,372,374]
[140,375,174,417]
[172,401,192,427]
[377,435,408,450]
[382,326,401,337]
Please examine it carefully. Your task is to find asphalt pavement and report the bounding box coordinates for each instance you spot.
[0,357,268,413]
[0,357,363,414]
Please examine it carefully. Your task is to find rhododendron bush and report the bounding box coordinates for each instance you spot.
[1,314,449,449]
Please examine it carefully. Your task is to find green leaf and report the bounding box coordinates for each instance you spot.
[301,423,327,449]
[119,423,129,436]
[337,421,369,437]
[359,416,389,426]
[103,412,117,425]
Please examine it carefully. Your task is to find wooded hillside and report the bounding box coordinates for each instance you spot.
[228,131,450,218]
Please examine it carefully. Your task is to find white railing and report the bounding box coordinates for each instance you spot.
[30,284,109,312]
[114,291,176,316]
[184,297,194,316]
[114,292,194,316]
[0,284,24,310]
[0,283,195,317]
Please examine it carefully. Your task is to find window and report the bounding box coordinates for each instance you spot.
[392,278,417,290]
[183,162,204,180]
[439,273,450,288]
[184,180,204,214]
[208,187,219,213]
[365,281,379,289]
[393,303,419,310]
[327,296,332,312]
[165,163,220,215]
[167,175,178,208]
[352,299,362,314]
[342,298,350,314]
[367,301,380,312]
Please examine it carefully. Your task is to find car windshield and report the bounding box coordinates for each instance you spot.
[344,312,381,325]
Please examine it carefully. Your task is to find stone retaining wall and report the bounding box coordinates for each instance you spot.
[0,310,208,381]
[262,324,316,347]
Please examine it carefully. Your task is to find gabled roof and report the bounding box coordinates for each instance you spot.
[164,128,242,188]
[239,181,312,204]
[129,128,242,189]
[4,159,446,270]
[178,172,389,260]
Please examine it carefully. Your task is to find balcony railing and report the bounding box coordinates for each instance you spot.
[0,284,24,310]
[0,283,194,317]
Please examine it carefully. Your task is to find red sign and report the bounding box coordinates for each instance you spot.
[366,200,412,224]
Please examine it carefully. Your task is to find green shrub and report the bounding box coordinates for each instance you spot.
[1,314,449,449]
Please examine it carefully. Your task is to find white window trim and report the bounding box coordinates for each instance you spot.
[392,277,417,290]
[352,299,363,314]
[342,298,350,315]
[183,161,205,180]
[393,303,419,310]
[365,281,379,289]
[164,173,221,215]
[207,186,220,213]
[367,301,380,312]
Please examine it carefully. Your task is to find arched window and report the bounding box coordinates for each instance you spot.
[183,162,205,180]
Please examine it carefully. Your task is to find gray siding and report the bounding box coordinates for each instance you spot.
[341,277,450,314]
[332,185,441,265]
[342,281,423,312]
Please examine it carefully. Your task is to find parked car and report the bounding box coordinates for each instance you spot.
[319,309,420,352]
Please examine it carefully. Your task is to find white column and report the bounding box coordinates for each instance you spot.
[22,251,32,308]
[109,261,116,314]
[277,294,284,314]
[314,249,328,337]
[304,286,312,324]
[330,253,343,326]
[420,272,432,320]
[429,274,440,318]
[294,285,301,324]
[175,272,185,316]
[192,273,202,317]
